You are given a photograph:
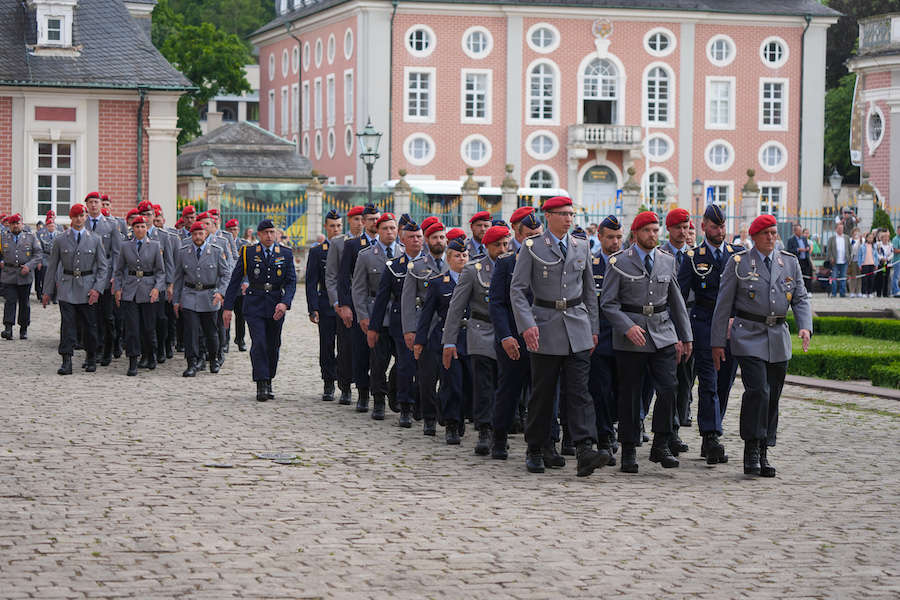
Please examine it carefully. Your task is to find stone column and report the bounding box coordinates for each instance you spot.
[306,171,324,245]
[500,164,518,222]
[740,169,760,223]
[856,171,875,232]
[146,93,181,222]
[619,166,642,232]
[206,169,221,213]
[392,169,412,218]
[460,168,479,227]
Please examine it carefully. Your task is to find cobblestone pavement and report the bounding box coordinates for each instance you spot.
[1,297,898,599]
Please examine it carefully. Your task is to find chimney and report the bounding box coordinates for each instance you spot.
[206,111,224,132]
[124,0,157,39]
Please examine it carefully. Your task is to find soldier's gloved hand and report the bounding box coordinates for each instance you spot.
[523,327,540,353]
[501,336,520,361]
[799,329,811,352]
[367,329,378,348]
[223,310,233,329]
[273,303,288,320]
[711,347,725,371]
[413,344,423,360]
[88,289,100,305]
[309,311,319,324]
[404,332,416,351]
[149,289,159,304]
[442,346,458,370]
[625,325,646,347]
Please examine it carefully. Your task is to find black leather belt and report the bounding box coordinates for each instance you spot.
[694,297,716,310]
[470,311,491,322]
[3,263,22,269]
[188,283,216,290]
[129,270,155,277]
[64,269,93,276]
[251,283,280,292]
[534,297,583,310]
[736,310,785,326]
[621,303,667,316]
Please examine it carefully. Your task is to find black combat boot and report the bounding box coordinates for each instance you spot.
[445,422,460,445]
[322,382,335,402]
[84,353,97,373]
[338,388,352,405]
[560,425,576,456]
[542,443,567,468]
[100,339,112,366]
[165,342,174,359]
[127,357,139,377]
[371,396,386,420]
[256,380,268,402]
[491,430,508,460]
[19,327,27,340]
[423,418,436,436]
[649,434,679,468]
[356,388,370,413]
[576,440,610,477]
[620,444,638,473]
[669,431,689,456]
[474,426,492,456]
[701,432,727,465]
[209,357,220,373]
[525,445,545,473]
[137,355,150,369]
[743,440,761,475]
[57,355,73,376]
[182,362,198,377]
[398,405,413,428]
[1,325,13,340]
[265,380,274,400]
[759,441,776,477]
[598,438,616,467]
[147,354,157,370]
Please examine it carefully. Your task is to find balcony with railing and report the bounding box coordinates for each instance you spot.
[567,124,642,150]
[858,14,900,55]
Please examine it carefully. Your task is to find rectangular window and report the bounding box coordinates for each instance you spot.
[302,82,310,131]
[246,101,259,122]
[462,70,491,123]
[645,67,672,125]
[35,141,74,218]
[706,77,735,130]
[280,86,289,135]
[291,84,299,133]
[760,185,783,217]
[47,18,61,41]
[404,68,435,122]
[528,63,556,123]
[760,78,788,130]
[267,90,275,131]
[343,70,353,124]
[314,78,322,129]
[705,182,732,218]
[326,75,335,127]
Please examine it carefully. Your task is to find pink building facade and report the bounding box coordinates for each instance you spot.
[252,0,838,218]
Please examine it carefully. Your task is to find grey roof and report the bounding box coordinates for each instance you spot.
[0,0,193,90]
[178,121,313,179]
[253,0,839,37]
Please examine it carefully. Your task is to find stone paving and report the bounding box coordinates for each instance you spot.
[1,296,899,599]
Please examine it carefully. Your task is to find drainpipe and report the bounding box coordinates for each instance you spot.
[286,22,302,153]
[137,88,146,204]
[388,0,399,176]
[798,14,811,212]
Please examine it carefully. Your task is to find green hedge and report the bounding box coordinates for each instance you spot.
[786,315,900,341]
[789,351,900,381]
[870,362,900,389]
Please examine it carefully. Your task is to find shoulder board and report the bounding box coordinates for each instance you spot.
[657,247,672,256]
[208,241,224,251]
[734,248,749,255]
[498,251,514,259]
[427,271,444,281]
[593,257,600,264]
[410,255,426,263]
[780,249,796,257]
[359,237,368,246]
[358,245,373,254]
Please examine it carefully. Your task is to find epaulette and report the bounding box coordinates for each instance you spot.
[409,254,426,263]
[208,241,224,252]
[498,250,514,259]
[278,243,291,252]
[465,257,481,266]
[734,248,749,255]
[779,249,794,256]
[358,244,373,254]
[657,247,673,256]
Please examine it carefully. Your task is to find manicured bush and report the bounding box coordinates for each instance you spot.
[869,362,900,389]
[787,335,900,381]
[786,315,900,341]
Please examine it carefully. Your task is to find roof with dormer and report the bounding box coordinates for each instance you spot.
[0,0,193,90]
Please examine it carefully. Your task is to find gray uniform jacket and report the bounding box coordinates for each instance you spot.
[510,232,599,355]
[711,248,812,363]
[402,253,444,334]
[85,215,121,291]
[212,230,236,269]
[44,228,110,304]
[325,233,349,307]
[1,230,42,285]
[351,242,404,327]
[599,246,691,353]
[442,254,496,359]
[173,241,229,312]
[37,229,60,267]
[113,238,166,303]
[147,227,176,285]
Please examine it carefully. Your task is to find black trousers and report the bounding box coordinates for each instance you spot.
[417,340,440,420]
[58,301,98,356]
[617,345,677,446]
[121,300,158,358]
[3,284,30,328]
[155,299,168,355]
[233,294,246,343]
[675,354,695,428]
[182,309,219,365]
[216,307,226,354]
[33,267,45,297]
[469,354,497,429]
[165,301,176,350]
[96,289,116,354]
[439,352,470,425]
[368,325,393,399]
[527,351,596,448]
[736,356,786,446]
[351,319,371,389]
[588,351,617,440]
[317,312,337,384]
[493,339,530,434]
[335,317,353,392]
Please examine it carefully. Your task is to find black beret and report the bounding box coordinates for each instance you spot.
[257,219,275,232]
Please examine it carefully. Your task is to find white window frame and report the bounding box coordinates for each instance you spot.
[268,54,275,81]
[706,34,735,67]
[644,132,674,162]
[280,86,289,135]
[282,49,289,78]
[344,125,354,156]
[301,81,310,131]
[303,42,310,71]
[302,133,309,157]
[292,47,299,74]
[705,139,735,172]
[404,67,436,124]
[759,183,786,217]
[403,133,435,166]
[460,69,492,124]
[314,131,323,160]
[343,69,354,124]
[314,38,323,68]
[267,90,275,131]
[327,34,336,64]
[43,16,69,46]
[326,74,336,127]
[35,141,75,218]
[867,103,885,154]
[758,141,788,173]
[526,22,560,54]
[643,62,675,128]
[759,78,788,131]
[462,26,493,59]
[327,176,337,185]
[314,77,323,129]
[526,59,559,125]
[344,175,354,185]
[327,128,336,158]
[525,129,559,160]
[643,167,674,212]
[704,180,734,219]
[525,165,558,189]
[705,76,735,130]
[405,24,436,58]
[460,134,492,168]
[291,83,299,133]
[760,36,789,69]
[644,27,676,58]
[344,28,354,59]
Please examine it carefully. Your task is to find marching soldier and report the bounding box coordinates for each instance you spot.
[352,213,403,419]
[466,211,491,257]
[401,217,446,435]
[42,204,110,374]
[600,211,693,474]
[179,205,198,238]
[510,196,609,477]
[305,209,343,402]
[677,204,742,464]
[199,211,235,366]
[173,222,229,377]
[325,205,365,403]
[224,220,297,402]
[1,214,42,340]
[140,201,177,364]
[710,214,812,477]
[442,224,509,456]
[226,218,252,352]
[84,192,121,366]
[35,217,60,301]
[101,195,128,237]
[113,215,165,376]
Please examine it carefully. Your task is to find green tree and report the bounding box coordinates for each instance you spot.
[872,206,895,238]
[825,1,900,89]
[823,73,858,182]
[170,0,274,49]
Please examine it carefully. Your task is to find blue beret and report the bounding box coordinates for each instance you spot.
[519,212,540,230]
[704,204,725,225]
[599,215,621,231]
[257,219,275,232]
[325,209,341,221]
[447,237,467,253]
[362,204,379,215]
[572,226,587,239]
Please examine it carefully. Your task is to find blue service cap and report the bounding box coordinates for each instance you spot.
[362,203,379,215]
[492,219,508,228]
[704,203,725,225]
[325,209,341,221]
[572,225,587,239]
[519,212,540,230]
[257,219,275,232]
[447,237,467,253]
[599,215,621,231]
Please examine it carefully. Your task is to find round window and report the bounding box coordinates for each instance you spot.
[327,34,336,64]
[344,29,353,59]
[527,23,559,53]
[463,27,492,58]
[406,26,435,57]
[705,140,734,171]
[760,37,788,68]
[707,35,735,67]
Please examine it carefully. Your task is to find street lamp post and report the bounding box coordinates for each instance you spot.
[829,167,843,216]
[201,158,219,212]
[692,178,704,217]
[356,118,382,207]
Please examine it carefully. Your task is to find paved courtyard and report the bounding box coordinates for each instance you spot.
[1,296,898,599]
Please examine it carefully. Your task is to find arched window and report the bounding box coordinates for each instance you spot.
[529,169,555,188]
[583,58,618,124]
[528,62,556,122]
[645,66,670,124]
[647,171,668,212]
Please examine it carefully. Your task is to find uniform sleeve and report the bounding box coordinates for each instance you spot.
[370,266,392,328]
[162,235,175,285]
[351,253,369,322]
[788,255,812,332]
[281,248,297,309]
[710,257,738,348]
[441,266,473,347]
[223,245,246,311]
[153,244,166,293]
[581,244,599,334]
[489,258,515,341]
[325,241,341,307]
[215,247,229,295]
[44,237,60,298]
[108,225,121,283]
[677,253,694,304]
[415,278,439,347]
[510,246,537,334]
[401,268,418,334]
[305,246,320,314]
[91,238,110,294]
[338,241,356,307]
[26,235,42,272]
[598,259,637,338]
[173,248,184,305]
[667,261,692,343]
[112,247,125,294]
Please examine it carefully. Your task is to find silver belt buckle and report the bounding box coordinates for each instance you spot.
[264,283,273,291]
[765,315,778,326]
[135,270,144,278]
[554,299,566,310]
[73,268,81,277]
[194,282,204,290]
[642,305,654,316]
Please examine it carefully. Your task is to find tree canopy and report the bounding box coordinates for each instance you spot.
[825,1,900,89]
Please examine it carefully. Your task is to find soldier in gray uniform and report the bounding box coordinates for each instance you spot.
[139,202,177,363]
[113,215,166,376]
[84,192,121,366]
[442,224,509,456]
[711,214,812,477]
[101,195,128,237]
[402,217,446,433]
[35,217,60,300]
[600,210,693,474]
[200,211,236,365]
[225,219,251,352]
[1,214,42,340]
[352,213,403,418]
[42,203,110,375]
[510,196,610,477]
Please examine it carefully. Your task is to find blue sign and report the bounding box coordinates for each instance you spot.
[705,186,715,206]
[615,189,623,215]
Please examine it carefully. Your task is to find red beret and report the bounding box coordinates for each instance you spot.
[482,225,510,246]
[225,219,239,228]
[630,211,659,231]
[197,211,211,220]
[101,194,109,202]
[69,204,86,218]
[749,214,777,236]
[189,221,206,232]
[376,213,396,226]
[420,216,439,231]
[446,227,466,241]
[542,196,573,212]
[424,222,445,237]
[126,208,139,219]
[175,218,184,228]
[510,206,535,224]
[6,213,21,224]
[689,220,695,229]
[137,200,153,213]
[46,218,55,225]
[131,215,146,225]
[85,191,101,201]
[100,208,110,217]
[46,209,56,218]
[469,211,491,224]
[665,208,690,228]
[152,203,162,211]
[181,205,196,216]
[347,206,365,217]
[207,208,219,216]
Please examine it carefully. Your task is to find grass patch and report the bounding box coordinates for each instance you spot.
[788,335,900,385]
